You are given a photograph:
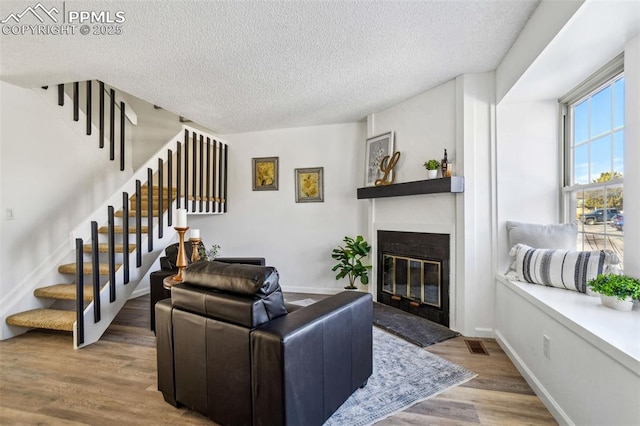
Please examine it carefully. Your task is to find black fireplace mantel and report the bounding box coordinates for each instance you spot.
[357,176,464,200]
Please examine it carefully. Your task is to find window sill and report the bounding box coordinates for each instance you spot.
[496,274,640,373]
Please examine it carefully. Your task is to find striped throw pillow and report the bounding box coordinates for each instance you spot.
[510,243,620,293]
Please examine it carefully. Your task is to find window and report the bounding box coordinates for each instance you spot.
[561,55,624,268]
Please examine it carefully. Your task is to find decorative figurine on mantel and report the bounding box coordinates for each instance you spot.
[441,149,448,178]
[375,151,401,186]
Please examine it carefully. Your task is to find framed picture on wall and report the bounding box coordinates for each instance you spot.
[364,131,394,186]
[295,167,324,203]
[252,157,279,191]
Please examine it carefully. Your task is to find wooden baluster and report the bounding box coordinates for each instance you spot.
[192,131,197,211]
[206,138,211,213]
[147,168,153,252]
[99,82,105,148]
[58,84,64,106]
[158,158,164,238]
[108,206,116,302]
[120,102,125,171]
[136,180,142,268]
[167,149,173,226]
[86,81,92,135]
[90,221,101,322]
[122,192,130,284]
[75,238,84,346]
[109,88,115,161]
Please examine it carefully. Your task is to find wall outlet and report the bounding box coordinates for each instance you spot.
[543,335,550,359]
[4,208,15,220]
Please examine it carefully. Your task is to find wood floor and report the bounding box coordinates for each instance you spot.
[0,294,556,425]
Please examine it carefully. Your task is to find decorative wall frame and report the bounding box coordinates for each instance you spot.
[252,157,279,191]
[364,131,394,186]
[295,167,324,203]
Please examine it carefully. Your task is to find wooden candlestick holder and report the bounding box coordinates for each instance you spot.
[172,227,189,282]
[190,238,202,263]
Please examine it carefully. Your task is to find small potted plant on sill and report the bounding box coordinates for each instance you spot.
[331,235,372,290]
[423,159,440,179]
[587,273,640,311]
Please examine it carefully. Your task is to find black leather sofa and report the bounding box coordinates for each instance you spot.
[156,261,373,426]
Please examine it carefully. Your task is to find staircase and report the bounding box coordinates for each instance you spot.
[4,82,228,348]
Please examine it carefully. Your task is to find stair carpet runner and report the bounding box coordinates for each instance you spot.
[6,187,176,333]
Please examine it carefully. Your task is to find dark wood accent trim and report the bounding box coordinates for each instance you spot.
[122,192,130,284]
[167,149,173,226]
[73,82,79,121]
[158,159,164,238]
[120,101,125,171]
[147,168,153,252]
[75,238,84,346]
[85,81,92,135]
[212,140,217,213]
[223,144,228,213]
[176,142,182,209]
[135,180,142,268]
[107,206,116,303]
[357,177,464,199]
[184,130,189,210]
[109,88,115,161]
[99,82,105,148]
[191,131,197,211]
[90,221,101,322]
[206,138,211,213]
[57,84,64,106]
[199,134,204,212]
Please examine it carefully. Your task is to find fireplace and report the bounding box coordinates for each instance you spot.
[377,231,450,327]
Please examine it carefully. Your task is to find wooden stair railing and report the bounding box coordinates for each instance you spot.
[6,124,228,348]
[44,81,134,171]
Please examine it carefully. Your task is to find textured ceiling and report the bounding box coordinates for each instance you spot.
[0,0,539,134]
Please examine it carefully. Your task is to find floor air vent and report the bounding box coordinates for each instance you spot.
[464,339,489,355]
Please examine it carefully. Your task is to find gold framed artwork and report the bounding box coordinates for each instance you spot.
[295,167,324,203]
[252,157,279,191]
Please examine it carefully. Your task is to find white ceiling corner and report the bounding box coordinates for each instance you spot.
[0,0,540,134]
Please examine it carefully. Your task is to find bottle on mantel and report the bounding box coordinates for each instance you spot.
[441,149,448,178]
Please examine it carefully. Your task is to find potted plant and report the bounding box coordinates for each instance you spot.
[331,235,372,290]
[587,273,640,311]
[423,159,440,179]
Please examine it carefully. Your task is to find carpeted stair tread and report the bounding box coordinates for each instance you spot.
[140,185,177,194]
[115,209,162,218]
[35,284,96,301]
[58,263,121,275]
[188,195,221,202]
[83,243,136,253]
[6,309,75,332]
[99,225,148,234]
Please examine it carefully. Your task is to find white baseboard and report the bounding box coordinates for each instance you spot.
[494,329,574,426]
[281,285,344,295]
[473,327,494,338]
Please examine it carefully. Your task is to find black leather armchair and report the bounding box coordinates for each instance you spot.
[155,261,372,426]
[149,241,266,331]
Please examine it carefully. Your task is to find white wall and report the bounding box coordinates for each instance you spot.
[623,34,640,278]
[456,72,496,337]
[0,82,131,308]
[495,100,560,272]
[188,122,367,294]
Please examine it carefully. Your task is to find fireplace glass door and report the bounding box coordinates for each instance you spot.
[382,254,441,307]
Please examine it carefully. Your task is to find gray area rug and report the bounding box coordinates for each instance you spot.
[372,302,460,347]
[325,327,476,426]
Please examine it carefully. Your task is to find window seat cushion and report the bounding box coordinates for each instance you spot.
[507,243,620,293]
